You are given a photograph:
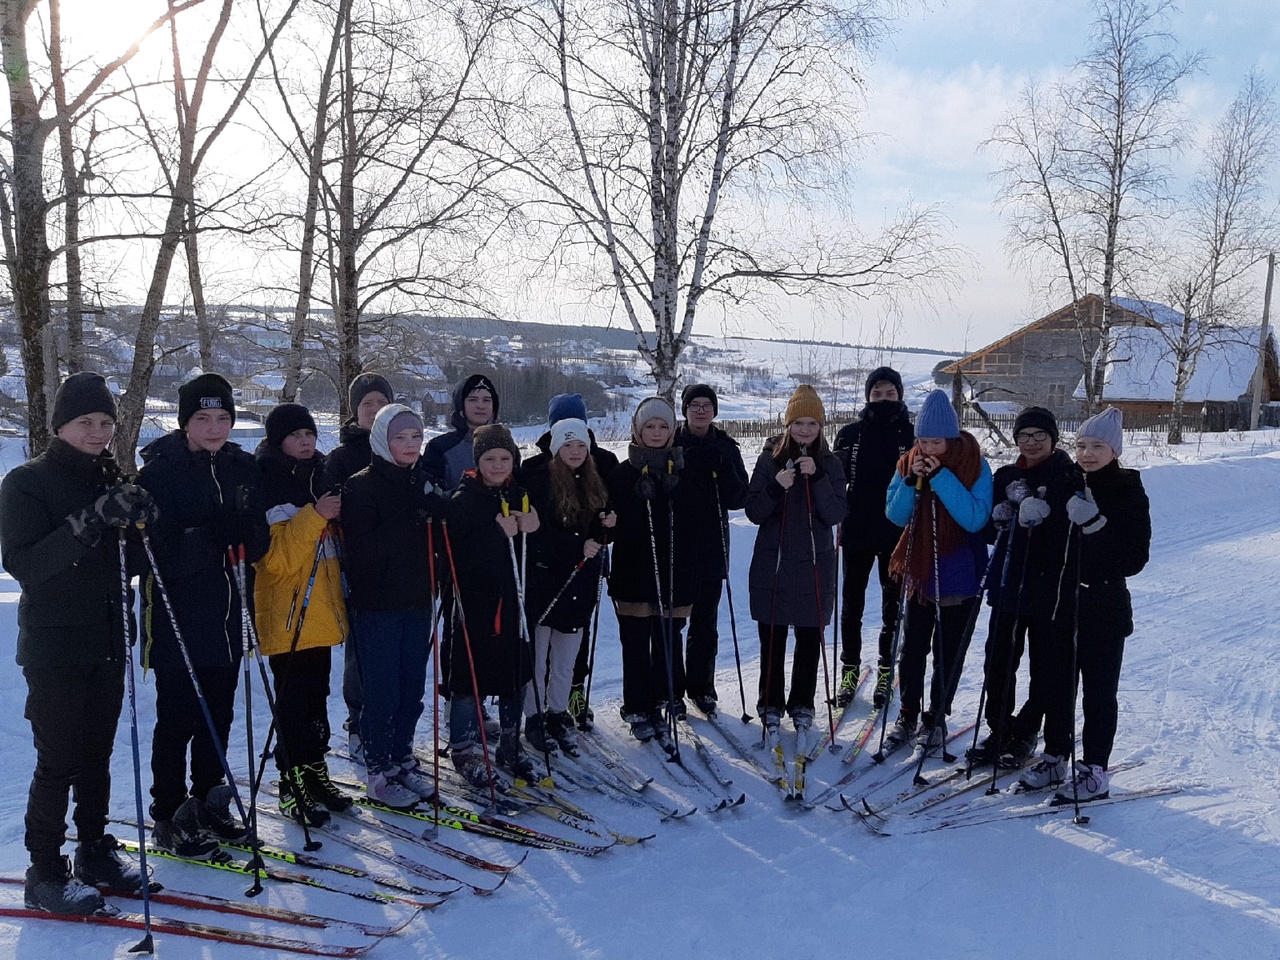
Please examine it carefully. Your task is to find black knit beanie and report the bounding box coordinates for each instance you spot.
[864,366,904,401]
[178,373,236,428]
[348,372,394,412]
[265,402,318,450]
[681,383,719,416]
[51,371,117,431]
[1013,406,1059,446]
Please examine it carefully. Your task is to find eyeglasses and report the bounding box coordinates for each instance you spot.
[1015,430,1050,444]
[687,402,715,413]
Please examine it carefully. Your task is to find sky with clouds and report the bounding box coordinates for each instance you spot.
[799,0,1280,353]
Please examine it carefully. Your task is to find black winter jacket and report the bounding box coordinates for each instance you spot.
[444,475,532,696]
[745,441,847,627]
[323,420,372,492]
[986,449,1076,615]
[672,424,750,578]
[0,439,144,668]
[1068,461,1150,638]
[136,432,270,671]
[606,446,694,610]
[521,457,608,633]
[341,455,440,611]
[833,401,914,553]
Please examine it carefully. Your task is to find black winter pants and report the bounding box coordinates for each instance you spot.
[898,597,978,720]
[617,614,685,717]
[1041,624,1126,769]
[150,660,239,820]
[757,623,822,719]
[684,576,725,701]
[982,611,1063,743]
[23,663,125,861]
[839,540,899,669]
[270,645,333,771]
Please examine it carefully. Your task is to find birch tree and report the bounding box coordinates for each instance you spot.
[1157,73,1279,443]
[0,0,206,451]
[112,0,301,464]
[498,0,957,399]
[256,0,507,417]
[987,0,1200,411]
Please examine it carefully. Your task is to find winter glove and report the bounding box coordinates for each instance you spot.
[1018,488,1051,528]
[67,501,106,547]
[1066,488,1106,534]
[990,500,1015,529]
[100,483,160,528]
[1004,479,1031,504]
[634,469,658,501]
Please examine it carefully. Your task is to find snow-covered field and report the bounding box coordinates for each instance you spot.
[0,412,1277,959]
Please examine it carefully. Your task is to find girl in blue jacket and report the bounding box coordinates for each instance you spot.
[882,390,992,753]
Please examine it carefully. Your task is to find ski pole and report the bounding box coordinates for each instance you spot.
[712,474,751,723]
[961,521,1014,782]
[875,474,921,756]
[643,478,681,762]
[760,461,791,742]
[1067,514,1087,824]
[136,527,253,857]
[913,489,950,774]
[427,520,441,828]
[984,521,1035,789]
[227,544,267,894]
[240,533,327,853]
[502,495,554,785]
[117,529,154,955]
[440,519,498,805]
[581,548,606,722]
[802,471,838,750]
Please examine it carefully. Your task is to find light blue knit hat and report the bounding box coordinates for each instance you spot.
[1077,406,1124,456]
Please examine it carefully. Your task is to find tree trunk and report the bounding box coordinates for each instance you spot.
[282,0,346,404]
[1,0,53,451]
[334,2,361,417]
[184,200,213,368]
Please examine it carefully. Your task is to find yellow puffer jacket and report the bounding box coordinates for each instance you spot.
[253,503,348,655]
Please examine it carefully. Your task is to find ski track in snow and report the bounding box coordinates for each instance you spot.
[1,435,1278,959]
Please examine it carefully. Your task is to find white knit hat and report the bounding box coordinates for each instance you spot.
[550,418,590,457]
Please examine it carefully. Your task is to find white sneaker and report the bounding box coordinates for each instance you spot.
[1055,762,1110,803]
[393,759,438,801]
[1019,753,1067,791]
[367,769,419,810]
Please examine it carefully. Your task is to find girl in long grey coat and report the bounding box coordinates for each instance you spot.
[745,385,846,732]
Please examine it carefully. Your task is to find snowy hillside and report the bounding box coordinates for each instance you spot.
[0,419,1277,958]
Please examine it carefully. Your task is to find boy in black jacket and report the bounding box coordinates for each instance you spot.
[832,367,914,709]
[673,384,749,716]
[1,373,157,913]
[137,373,270,858]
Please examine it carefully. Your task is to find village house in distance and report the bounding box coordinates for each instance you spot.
[938,294,1280,430]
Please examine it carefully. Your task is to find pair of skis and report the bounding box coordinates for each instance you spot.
[0,876,401,957]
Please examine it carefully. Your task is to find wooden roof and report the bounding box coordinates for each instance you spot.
[940,295,1155,375]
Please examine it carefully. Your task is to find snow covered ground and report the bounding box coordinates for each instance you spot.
[0,421,1277,959]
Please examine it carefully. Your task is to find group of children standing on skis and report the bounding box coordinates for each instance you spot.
[3,364,1149,915]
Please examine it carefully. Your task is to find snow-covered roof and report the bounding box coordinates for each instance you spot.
[1110,296,1184,327]
[1077,324,1272,402]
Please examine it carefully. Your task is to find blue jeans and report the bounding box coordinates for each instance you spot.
[354,607,431,774]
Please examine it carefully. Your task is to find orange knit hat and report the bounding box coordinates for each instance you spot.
[784,384,825,425]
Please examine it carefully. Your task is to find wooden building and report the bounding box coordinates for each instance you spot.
[937,295,1158,417]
